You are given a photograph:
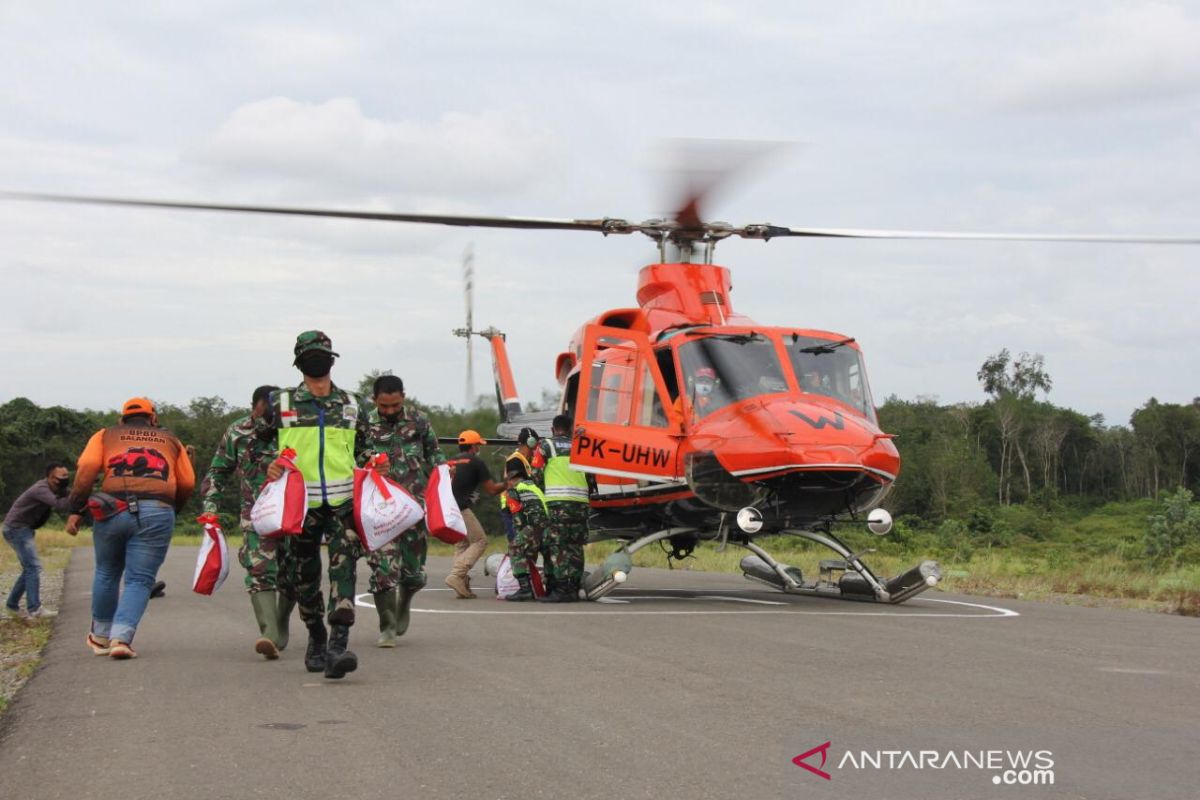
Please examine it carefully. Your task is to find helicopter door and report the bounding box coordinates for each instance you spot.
[572,324,682,483]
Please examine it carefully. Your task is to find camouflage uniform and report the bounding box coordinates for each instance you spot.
[505,481,549,582]
[362,404,445,592]
[536,436,591,589]
[200,414,296,596]
[547,504,589,587]
[270,382,370,626]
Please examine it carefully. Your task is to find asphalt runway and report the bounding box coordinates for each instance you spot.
[1,547,1197,800]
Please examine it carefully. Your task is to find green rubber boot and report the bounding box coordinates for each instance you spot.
[396,585,417,637]
[275,595,296,651]
[374,590,398,648]
[250,591,280,660]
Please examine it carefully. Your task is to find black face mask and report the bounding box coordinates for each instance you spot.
[381,412,401,424]
[296,352,334,378]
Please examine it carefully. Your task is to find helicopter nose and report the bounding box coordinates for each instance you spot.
[742,396,899,479]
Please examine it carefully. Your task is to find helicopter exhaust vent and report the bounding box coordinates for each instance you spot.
[699,291,725,306]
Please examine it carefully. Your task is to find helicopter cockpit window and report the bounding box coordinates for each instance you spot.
[676,334,787,419]
[787,335,877,422]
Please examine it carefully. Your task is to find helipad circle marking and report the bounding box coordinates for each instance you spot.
[354,592,1018,618]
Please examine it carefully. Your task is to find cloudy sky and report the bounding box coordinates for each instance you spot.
[1,2,1197,426]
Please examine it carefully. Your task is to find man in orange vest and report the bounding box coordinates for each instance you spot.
[66,398,195,660]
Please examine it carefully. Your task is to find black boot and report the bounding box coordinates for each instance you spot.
[304,621,328,673]
[324,624,358,679]
[561,577,581,602]
[506,574,535,602]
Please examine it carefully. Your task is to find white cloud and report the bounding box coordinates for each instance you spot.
[186,97,560,199]
[235,25,357,72]
[991,3,1200,111]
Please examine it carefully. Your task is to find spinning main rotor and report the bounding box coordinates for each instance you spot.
[3,190,1197,267]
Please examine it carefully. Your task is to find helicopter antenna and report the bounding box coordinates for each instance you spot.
[463,244,475,409]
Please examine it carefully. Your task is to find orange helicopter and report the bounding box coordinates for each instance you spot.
[5,184,1196,604]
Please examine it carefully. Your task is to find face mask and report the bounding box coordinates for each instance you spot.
[297,352,334,378]
[695,382,714,396]
[382,412,401,424]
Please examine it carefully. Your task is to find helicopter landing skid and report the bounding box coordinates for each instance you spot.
[739,529,940,604]
[581,526,939,604]
[582,527,700,601]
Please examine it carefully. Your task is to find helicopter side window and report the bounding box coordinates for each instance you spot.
[635,362,668,428]
[587,348,636,425]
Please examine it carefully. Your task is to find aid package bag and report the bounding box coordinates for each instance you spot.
[192,514,229,595]
[494,554,546,599]
[424,463,468,545]
[353,454,424,552]
[250,448,307,538]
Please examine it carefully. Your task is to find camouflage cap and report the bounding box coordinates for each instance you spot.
[293,330,340,362]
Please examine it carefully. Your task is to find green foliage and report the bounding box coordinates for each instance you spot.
[0,398,108,511]
[935,517,974,560]
[1145,488,1200,566]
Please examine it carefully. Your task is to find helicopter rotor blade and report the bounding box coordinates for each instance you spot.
[0,191,631,234]
[658,139,790,231]
[759,225,1200,245]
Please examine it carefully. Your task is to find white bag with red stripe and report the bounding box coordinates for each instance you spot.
[192,514,230,595]
[424,463,468,545]
[494,555,546,599]
[250,448,307,538]
[494,555,520,599]
[353,454,424,552]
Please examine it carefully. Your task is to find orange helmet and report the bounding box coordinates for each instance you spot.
[457,430,487,445]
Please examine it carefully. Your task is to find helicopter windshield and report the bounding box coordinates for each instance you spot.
[676,333,788,419]
[787,334,877,421]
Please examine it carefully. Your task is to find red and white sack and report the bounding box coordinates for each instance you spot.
[192,514,229,595]
[250,448,307,538]
[353,454,424,552]
[494,555,546,599]
[495,555,520,599]
[424,463,468,545]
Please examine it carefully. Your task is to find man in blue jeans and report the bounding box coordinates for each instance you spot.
[66,398,195,659]
[3,462,72,619]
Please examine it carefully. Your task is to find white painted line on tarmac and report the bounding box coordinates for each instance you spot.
[1095,666,1169,675]
[355,592,1019,618]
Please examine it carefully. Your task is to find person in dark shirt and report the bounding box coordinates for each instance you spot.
[443,430,509,598]
[3,462,72,619]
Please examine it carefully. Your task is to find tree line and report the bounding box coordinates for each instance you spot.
[879,349,1200,521]
[0,382,511,535]
[2,354,1196,548]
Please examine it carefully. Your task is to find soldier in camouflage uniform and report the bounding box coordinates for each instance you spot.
[362,374,445,646]
[265,331,372,680]
[533,414,591,602]
[501,459,546,602]
[200,384,313,661]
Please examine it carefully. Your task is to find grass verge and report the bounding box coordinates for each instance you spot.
[0,527,77,715]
